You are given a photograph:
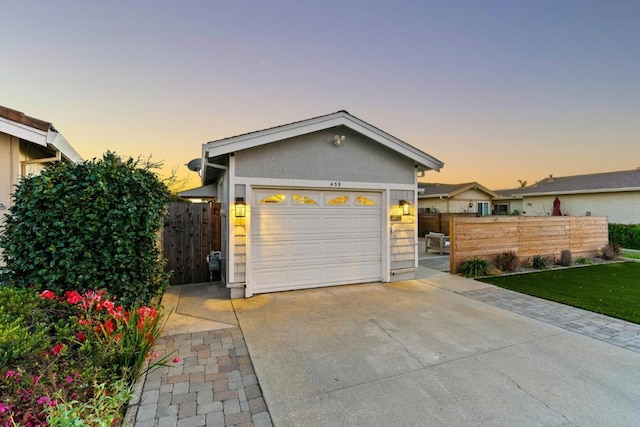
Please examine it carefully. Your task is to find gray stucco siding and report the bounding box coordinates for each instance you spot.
[234,127,415,184]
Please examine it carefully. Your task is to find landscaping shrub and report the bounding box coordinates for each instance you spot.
[495,250,520,272]
[457,257,494,277]
[0,152,171,307]
[608,223,640,250]
[558,249,573,267]
[531,255,552,269]
[0,288,171,425]
[575,256,593,265]
[601,243,621,260]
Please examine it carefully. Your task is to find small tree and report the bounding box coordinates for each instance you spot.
[0,152,171,307]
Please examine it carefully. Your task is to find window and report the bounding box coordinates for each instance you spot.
[259,194,285,204]
[355,195,377,206]
[493,204,509,215]
[293,194,318,205]
[326,195,349,205]
[477,201,490,216]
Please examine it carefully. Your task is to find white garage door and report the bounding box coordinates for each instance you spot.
[251,189,382,293]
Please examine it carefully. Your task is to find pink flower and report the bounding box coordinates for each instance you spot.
[65,376,73,383]
[0,402,12,414]
[37,396,50,405]
[40,290,55,300]
[76,332,86,342]
[173,357,180,363]
[5,370,16,379]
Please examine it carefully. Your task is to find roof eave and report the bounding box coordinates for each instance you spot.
[516,187,640,197]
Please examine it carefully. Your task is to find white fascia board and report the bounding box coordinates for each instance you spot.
[0,116,47,146]
[48,132,83,163]
[418,193,449,199]
[204,112,444,171]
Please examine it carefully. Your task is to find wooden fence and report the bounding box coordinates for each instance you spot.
[450,216,608,272]
[162,202,221,285]
[418,212,477,236]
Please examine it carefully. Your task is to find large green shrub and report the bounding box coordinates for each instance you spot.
[608,223,640,250]
[0,152,170,307]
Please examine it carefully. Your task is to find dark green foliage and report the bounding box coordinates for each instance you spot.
[601,243,621,261]
[0,287,71,370]
[0,152,170,307]
[558,249,572,266]
[495,250,520,272]
[608,223,640,250]
[575,256,593,265]
[531,255,552,269]
[457,257,494,277]
[478,263,640,324]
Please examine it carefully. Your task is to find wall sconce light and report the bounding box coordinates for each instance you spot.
[333,135,345,146]
[399,200,410,215]
[468,200,473,209]
[0,203,5,210]
[235,197,246,218]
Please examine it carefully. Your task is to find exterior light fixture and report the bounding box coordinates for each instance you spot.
[399,200,410,215]
[0,203,5,210]
[468,200,473,209]
[235,197,246,218]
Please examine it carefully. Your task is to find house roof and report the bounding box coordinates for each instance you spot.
[418,182,498,199]
[201,111,444,180]
[496,169,640,199]
[0,105,82,163]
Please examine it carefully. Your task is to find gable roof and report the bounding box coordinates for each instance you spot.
[419,182,498,199]
[202,110,444,172]
[496,169,640,199]
[0,105,82,163]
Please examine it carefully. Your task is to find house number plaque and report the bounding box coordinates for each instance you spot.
[329,181,342,187]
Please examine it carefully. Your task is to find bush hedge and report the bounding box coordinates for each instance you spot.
[608,223,640,250]
[0,152,171,307]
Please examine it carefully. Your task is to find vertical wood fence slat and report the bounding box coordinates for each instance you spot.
[162,202,221,285]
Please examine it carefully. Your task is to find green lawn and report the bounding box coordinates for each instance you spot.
[477,262,640,324]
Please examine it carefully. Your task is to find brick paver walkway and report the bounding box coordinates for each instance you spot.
[462,286,640,353]
[128,327,272,427]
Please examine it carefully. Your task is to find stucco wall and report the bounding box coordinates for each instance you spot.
[234,126,415,184]
[0,133,20,267]
[522,193,640,224]
[418,197,447,212]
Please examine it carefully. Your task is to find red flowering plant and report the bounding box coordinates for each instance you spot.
[0,287,172,426]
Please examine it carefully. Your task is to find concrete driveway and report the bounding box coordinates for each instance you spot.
[233,276,640,426]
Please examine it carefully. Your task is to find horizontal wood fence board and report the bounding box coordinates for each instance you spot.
[450,216,608,272]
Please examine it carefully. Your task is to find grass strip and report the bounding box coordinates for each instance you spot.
[477,262,640,324]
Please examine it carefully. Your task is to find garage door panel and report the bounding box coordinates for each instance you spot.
[254,240,321,262]
[252,189,383,293]
[253,261,381,292]
[254,238,379,262]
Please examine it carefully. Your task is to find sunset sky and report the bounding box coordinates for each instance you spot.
[2,1,638,191]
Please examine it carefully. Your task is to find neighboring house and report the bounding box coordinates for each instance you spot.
[181,110,444,298]
[418,182,498,216]
[494,169,640,223]
[0,105,82,265]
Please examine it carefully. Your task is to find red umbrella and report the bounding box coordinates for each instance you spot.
[552,197,562,216]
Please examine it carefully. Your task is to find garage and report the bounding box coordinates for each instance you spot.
[187,111,444,298]
[251,188,382,293]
